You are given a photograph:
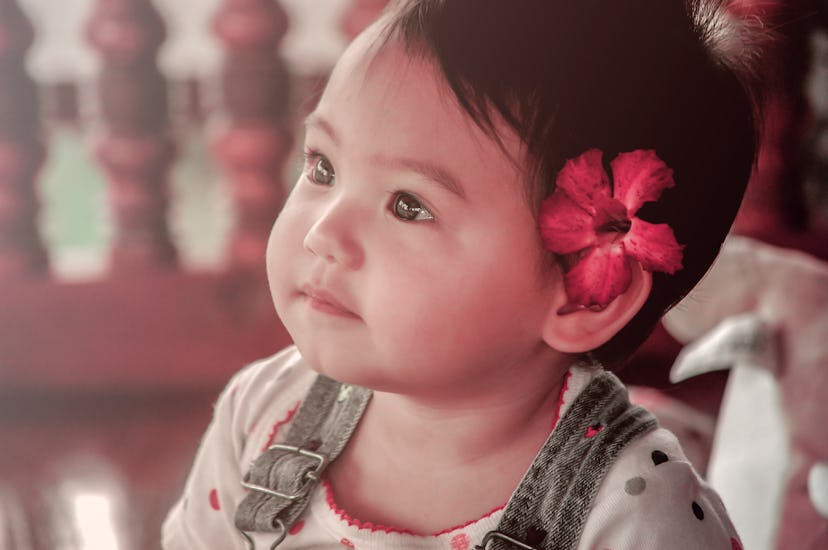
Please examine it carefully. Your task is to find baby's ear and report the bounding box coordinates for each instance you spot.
[541,264,652,354]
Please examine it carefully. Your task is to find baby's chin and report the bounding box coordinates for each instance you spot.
[292,344,408,394]
[289,337,366,384]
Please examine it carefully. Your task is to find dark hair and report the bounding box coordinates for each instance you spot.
[380,0,762,368]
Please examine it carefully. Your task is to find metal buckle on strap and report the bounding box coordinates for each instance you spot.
[475,530,541,550]
[237,444,326,550]
[238,518,286,550]
[240,444,327,501]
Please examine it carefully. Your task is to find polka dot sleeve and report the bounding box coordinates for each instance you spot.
[162,367,250,549]
[162,347,315,550]
[576,428,743,550]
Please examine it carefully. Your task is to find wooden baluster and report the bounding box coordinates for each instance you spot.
[341,0,390,40]
[0,0,48,278]
[212,0,291,269]
[86,0,176,271]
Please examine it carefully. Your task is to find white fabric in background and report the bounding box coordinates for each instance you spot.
[665,236,828,550]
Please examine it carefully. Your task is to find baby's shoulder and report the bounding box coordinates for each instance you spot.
[230,345,313,394]
[219,345,317,430]
[579,427,742,549]
[606,427,686,474]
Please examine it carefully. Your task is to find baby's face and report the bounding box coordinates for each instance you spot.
[266,32,560,397]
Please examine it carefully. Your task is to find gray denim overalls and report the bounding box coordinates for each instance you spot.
[234,370,657,550]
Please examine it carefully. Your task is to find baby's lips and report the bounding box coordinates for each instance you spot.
[300,283,359,318]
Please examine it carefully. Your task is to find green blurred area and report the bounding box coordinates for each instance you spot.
[39,129,109,261]
[37,127,234,280]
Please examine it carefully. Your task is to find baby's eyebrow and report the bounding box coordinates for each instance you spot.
[369,154,466,199]
[305,112,340,146]
[304,112,466,200]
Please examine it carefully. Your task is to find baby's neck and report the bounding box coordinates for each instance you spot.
[326,350,571,534]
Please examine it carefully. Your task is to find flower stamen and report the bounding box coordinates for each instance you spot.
[597,218,632,234]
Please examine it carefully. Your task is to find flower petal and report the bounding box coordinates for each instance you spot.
[556,149,611,214]
[563,242,632,308]
[539,192,597,254]
[624,218,684,274]
[611,149,675,215]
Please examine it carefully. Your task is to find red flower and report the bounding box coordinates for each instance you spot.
[539,149,683,310]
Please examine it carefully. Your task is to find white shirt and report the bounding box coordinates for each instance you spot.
[163,346,742,550]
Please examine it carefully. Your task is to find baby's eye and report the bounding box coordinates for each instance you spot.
[307,153,335,186]
[391,192,434,222]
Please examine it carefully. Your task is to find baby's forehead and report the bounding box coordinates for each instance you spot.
[327,27,441,104]
[314,25,529,192]
[324,33,477,132]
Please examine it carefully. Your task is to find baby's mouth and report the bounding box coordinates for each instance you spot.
[300,284,360,319]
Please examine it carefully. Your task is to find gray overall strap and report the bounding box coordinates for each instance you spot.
[479,371,658,550]
[234,375,372,535]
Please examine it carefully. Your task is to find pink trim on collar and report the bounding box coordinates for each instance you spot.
[320,370,573,536]
[261,400,301,452]
[322,478,504,536]
[550,371,572,431]
[430,504,505,537]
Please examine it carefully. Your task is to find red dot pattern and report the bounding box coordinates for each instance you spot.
[208,489,220,511]
[585,424,604,438]
[289,519,305,535]
[450,533,470,550]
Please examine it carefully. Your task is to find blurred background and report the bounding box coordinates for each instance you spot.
[0,0,825,548]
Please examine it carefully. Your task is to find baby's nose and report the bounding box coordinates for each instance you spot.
[302,202,364,270]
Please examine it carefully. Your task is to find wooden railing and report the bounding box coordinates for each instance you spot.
[0,5,389,543]
[0,0,389,394]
